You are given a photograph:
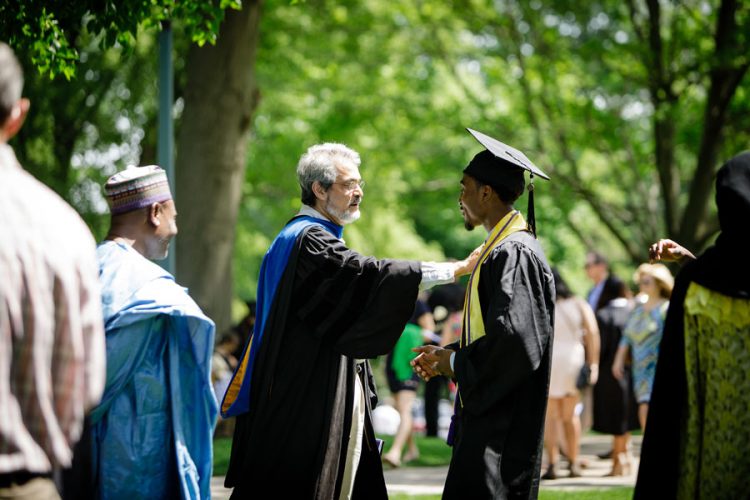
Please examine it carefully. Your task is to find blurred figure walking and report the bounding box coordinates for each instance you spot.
[612,264,673,431]
[543,269,600,479]
[591,279,639,476]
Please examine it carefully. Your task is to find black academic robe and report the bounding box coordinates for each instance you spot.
[588,275,623,312]
[225,225,421,499]
[592,302,640,435]
[445,231,555,500]
[636,153,750,498]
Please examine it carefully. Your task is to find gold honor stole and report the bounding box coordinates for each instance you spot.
[461,210,528,348]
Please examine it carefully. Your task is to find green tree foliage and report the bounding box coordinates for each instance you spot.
[7,0,748,306]
[237,0,748,297]
[0,0,240,79]
[397,0,749,260]
[233,0,468,300]
[12,34,163,237]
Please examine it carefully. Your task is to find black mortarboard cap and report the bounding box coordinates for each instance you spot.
[466,128,549,180]
[464,128,549,236]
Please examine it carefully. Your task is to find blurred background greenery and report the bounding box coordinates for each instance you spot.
[3,0,748,333]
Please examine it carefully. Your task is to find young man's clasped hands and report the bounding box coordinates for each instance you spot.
[411,345,455,381]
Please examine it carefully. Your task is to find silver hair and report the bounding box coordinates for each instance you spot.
[296,143,361,206]
[0,43,24,125]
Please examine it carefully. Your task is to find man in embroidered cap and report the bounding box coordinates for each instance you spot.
[89,166,217,499]
[412,128,555,499]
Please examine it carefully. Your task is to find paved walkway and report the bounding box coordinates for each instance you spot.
[384,434,640,495]
[211,434,640,498]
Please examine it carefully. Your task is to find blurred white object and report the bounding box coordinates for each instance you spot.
[372,404,400,435]
[412,397,426,432]
[438,399,453,440]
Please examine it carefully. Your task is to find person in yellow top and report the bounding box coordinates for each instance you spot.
[412,129,555,499]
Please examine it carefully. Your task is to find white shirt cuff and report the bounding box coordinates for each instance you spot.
[450,351,456,372]
[420,262,456,290]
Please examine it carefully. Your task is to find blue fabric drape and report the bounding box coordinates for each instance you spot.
[91,242,217,499]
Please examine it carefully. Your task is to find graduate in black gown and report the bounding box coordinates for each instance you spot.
[220,143,478,499]
[413,129,555,499]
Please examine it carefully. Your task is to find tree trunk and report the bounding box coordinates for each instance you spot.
[678,0,747,250]
[175,1,262,335]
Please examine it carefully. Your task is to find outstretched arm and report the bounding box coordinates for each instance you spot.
[419,243,484,290]
[648,239,695,264]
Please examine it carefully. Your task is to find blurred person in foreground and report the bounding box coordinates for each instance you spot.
[612,263,673,431]
[636,152,750,499]
[220,143,479,499]
[542,269,599,480]
[591,279,639,476]
[90,166,217,499]
[412,129,555,499]
[0,42,106,499]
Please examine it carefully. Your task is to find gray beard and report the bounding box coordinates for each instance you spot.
[327,200,361,225]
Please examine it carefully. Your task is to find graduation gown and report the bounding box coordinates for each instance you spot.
[223,218,421,499]
[446,231,554,499]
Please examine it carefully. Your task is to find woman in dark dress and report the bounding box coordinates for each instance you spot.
[592,279,640,476]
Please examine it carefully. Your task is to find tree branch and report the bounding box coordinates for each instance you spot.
[678,0,748,248]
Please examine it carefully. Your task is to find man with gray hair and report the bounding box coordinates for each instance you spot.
[222,143,479,498]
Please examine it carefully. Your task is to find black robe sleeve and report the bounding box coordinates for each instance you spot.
[291,226,422,359]
[453,241,554,416]
[634,261,694,499]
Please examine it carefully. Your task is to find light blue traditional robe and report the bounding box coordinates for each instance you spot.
[91,241,217,499]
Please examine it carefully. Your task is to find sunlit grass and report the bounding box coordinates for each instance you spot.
[378,434,453,467]
[213,436,232,476]
[213,433,453,476]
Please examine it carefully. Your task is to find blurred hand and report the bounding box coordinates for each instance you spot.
[589,364,599,386]
[411,345,454,381]
[611,358,624,380]
[649,239,695,264]
[454,244,484,278]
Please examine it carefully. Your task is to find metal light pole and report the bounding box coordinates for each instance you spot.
[157,20,176,276]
